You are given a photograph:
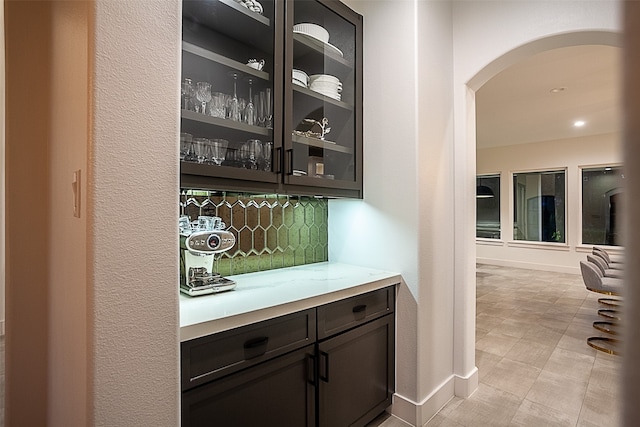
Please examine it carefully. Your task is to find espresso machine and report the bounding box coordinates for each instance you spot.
[179,215,237,296]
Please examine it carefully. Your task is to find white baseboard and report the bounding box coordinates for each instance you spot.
[454,367,478,398]
[476,257,579,275]
[391,371,478,426]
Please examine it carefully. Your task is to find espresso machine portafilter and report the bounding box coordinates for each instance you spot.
[179,215,237,296]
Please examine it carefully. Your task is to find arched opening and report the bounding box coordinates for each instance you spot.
[463,29,622,424]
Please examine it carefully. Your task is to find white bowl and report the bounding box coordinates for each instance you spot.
[292,69,309,84]
[293,23,330,43]
[309,74,340,84]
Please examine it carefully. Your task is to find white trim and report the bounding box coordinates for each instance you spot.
[391,375,455,427]
[476,238,505,246]
[454,367,479,398]
[511,168,568,244]
[578,164,624,246]
[507,240,571,251]
[476,257,579,274]
[390,370,478,426]
[576,244,624,255]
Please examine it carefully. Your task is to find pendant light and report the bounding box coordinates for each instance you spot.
[476,185,494,198]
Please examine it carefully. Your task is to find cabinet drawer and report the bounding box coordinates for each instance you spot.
[181,308,316,391]
[317,287,395,339]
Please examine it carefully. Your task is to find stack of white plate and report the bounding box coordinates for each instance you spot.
[293,69,309,88]
[293,23,329,43]
[292,22,344,57]
[309,74,342,101]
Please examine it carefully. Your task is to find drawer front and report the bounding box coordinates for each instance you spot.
[181,308,316,391]
[317,287,395,339]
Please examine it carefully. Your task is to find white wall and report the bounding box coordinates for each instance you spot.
[331,1,461,425]
[90,1,181,425]
[331,1,621,426]
[477,133,623,273]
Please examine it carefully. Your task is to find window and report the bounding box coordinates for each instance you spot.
[476,174,500,239]
[513,170,566,243]
[582,166,623,246]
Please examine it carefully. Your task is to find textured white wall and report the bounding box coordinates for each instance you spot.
[91,1,180,425]
[477,133,623,273]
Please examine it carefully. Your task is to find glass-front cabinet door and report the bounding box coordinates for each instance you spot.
[284,0,362,197]
[181,0,283,191]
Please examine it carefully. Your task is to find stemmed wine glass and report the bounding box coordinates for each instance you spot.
[245,78,255,125]
[228,73,240,121]
[264,88,272,128]
[195,81,212,115]
[209,139,229,166]
[256,91,265,127]
[262,141,273,171]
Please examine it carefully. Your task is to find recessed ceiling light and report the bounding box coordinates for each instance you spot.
[550,87,567,93]
[574,120,586,127]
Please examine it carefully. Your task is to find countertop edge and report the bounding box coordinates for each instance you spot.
[180,274,401,341]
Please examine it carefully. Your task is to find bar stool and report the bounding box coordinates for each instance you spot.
[579,261,623,355]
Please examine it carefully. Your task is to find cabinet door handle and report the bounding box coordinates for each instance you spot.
[319,351,329,383]
[243,336,269,349]
[352,304,367,313]
[307,354,317,385]
[274,147,282,174]
[286,149,293,175]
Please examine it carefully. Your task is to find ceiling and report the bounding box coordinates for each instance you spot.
[475,44,621,149]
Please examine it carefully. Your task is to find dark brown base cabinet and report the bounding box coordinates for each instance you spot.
[182,345,316,426]
[181,287,396,427]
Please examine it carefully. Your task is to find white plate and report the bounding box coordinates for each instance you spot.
[293,30,344,57]
[292,79,307,88]
[313,89,341,101]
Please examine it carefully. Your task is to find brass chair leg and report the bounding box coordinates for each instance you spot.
[598,309,621,321]
[598,297,622,308]
[587,336,620,355]
[593,321,619,335]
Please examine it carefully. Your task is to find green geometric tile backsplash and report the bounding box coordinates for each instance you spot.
[180,190,328,276]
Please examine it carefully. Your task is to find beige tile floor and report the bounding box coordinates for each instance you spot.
[368,264,621,427]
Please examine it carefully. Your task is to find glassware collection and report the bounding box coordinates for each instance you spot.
[180,0,361,195]
[181,76,273,128]
[181,132,272,171]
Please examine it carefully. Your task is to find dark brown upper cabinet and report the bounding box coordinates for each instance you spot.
[180,0,362,198]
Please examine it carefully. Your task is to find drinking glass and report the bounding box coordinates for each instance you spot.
[195,81,212,115]
[209,139,229,166]
[255,92,264,127]
[245,79,255,125]
[180,132,193,161]
[263,88,272,128]
[193,137,209,164]
[228,73,240,121]
[262,141,273,171]
[209,92,226,118]
[181,78,195,111]
[242,139,263,170]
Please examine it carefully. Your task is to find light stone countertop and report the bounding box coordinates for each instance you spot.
[179,262,402,341]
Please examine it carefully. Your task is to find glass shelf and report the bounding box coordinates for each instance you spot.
[183,42,270,82]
